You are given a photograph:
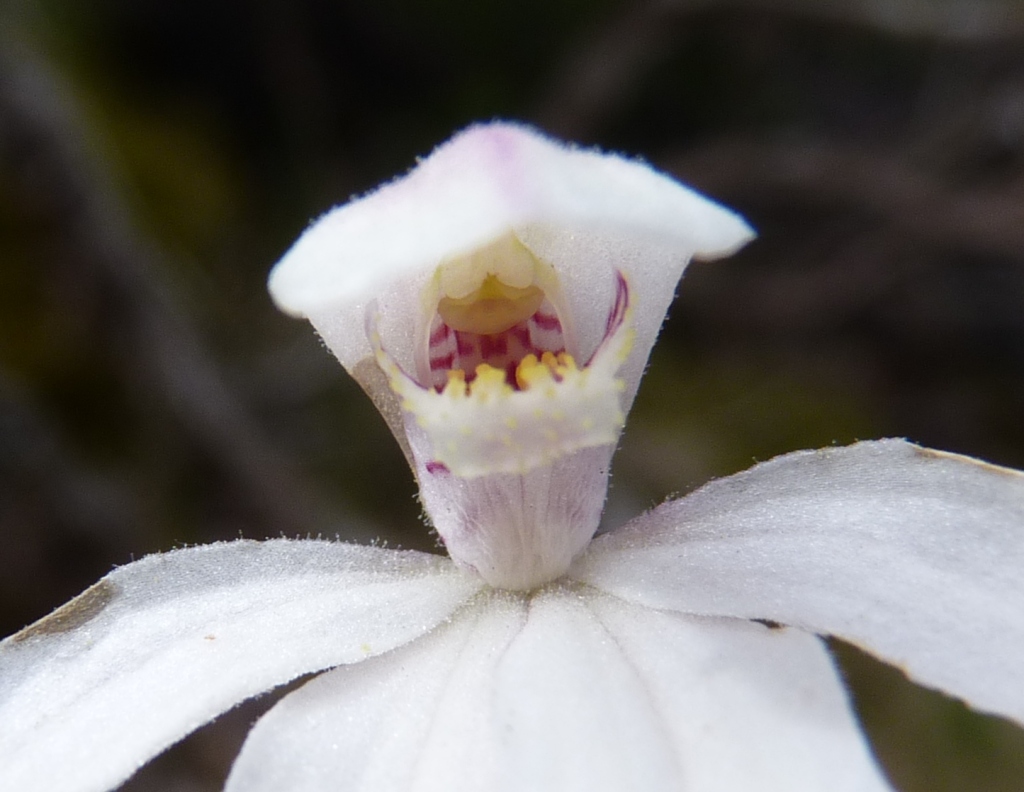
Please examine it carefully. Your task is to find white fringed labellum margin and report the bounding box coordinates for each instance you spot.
[2,122,1023,792]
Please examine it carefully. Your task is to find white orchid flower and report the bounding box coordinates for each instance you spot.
[2,122,1022,792]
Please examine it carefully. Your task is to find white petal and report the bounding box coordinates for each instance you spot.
[493,590,891,792]
[225,590,528,792]
[588,595,894,792]
[0,539,482,792]
[229,587,891,792]
[269,122,753,399]
[493,589,682,792]
[573,439,1024,726]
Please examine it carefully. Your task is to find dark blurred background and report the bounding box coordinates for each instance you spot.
[1,0,1023,789]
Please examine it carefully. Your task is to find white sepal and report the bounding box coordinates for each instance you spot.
[0,539,481,792]
[226,590,528,792]
[497,591,893,792]
[573,439,1024,726]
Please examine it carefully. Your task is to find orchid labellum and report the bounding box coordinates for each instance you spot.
[1,122,1022,792]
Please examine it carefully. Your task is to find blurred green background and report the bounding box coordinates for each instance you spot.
[1,0,1023,789]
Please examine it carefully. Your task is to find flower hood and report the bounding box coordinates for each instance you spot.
[268,122,754,589]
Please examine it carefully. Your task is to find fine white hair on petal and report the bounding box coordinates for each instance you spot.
[268,122,754,382]
[492,590,892,792]
[412,442,615,590]
[225,590,529,792]
[227,586,891,792]
[492,590,683,792]
[572,439,1024,727]
[0,539,482,792]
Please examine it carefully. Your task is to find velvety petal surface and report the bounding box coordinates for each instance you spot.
[226,586,893,792]
[413,443,615,590]
[225,590,528,792]
[0,539,482,792]
[573,439,1024,726]
[497,591,892,792]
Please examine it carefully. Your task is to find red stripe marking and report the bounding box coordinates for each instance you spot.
[532,312,561,331]
[510,324,531,346]
[429,323,451,345]
[430,353,455,370]
[480,334,508,358]
[456,333,476,357]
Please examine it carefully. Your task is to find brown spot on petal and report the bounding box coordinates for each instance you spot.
[12,580,116,642]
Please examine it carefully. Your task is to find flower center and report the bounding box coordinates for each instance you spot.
[425,235,567,392]
[371,232,633,478]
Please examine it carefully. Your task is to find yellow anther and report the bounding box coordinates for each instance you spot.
[431,234,563,336]
[438,276,544,335]
[438,234,539,298]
